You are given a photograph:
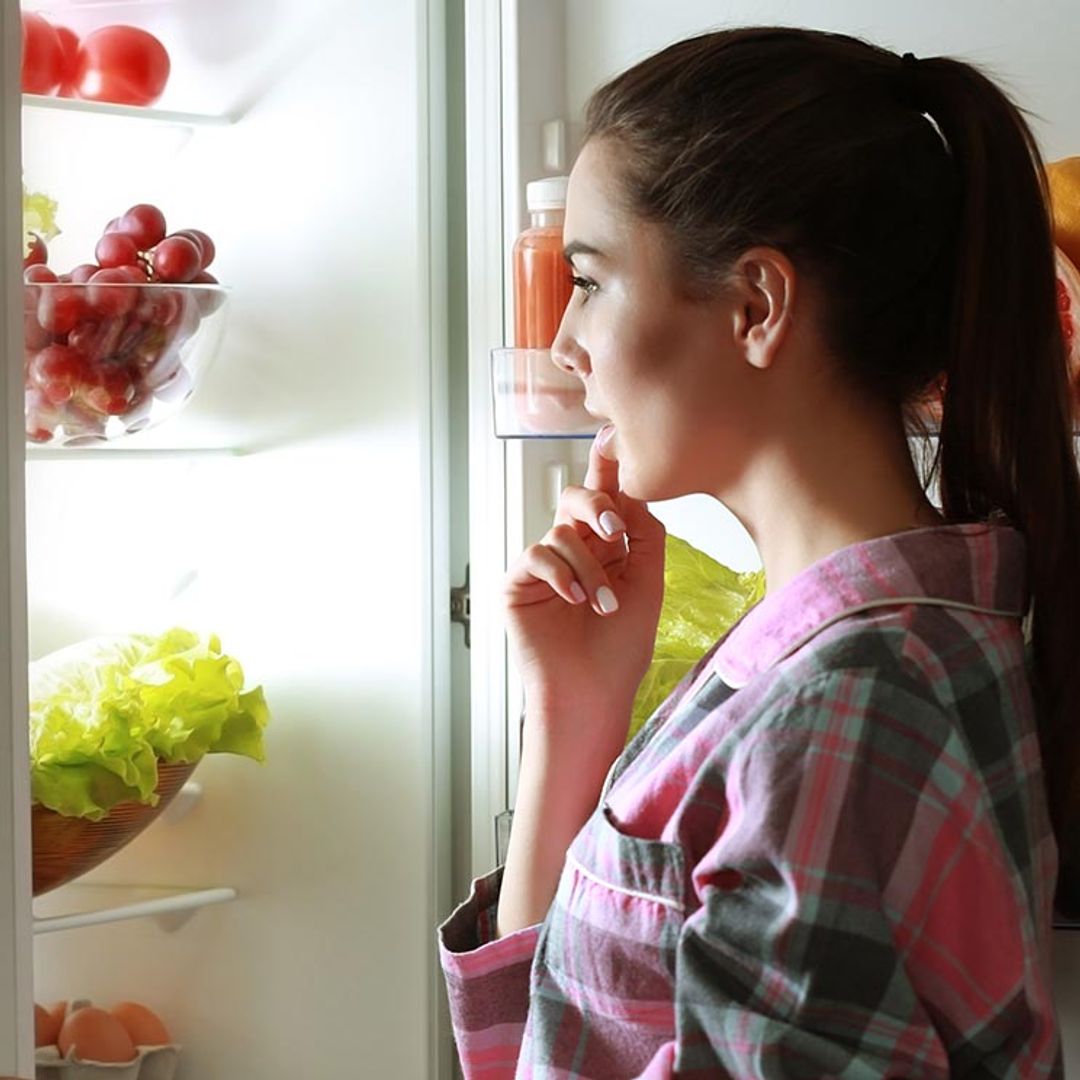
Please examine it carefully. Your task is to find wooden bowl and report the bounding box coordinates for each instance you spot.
[31,761,198,896]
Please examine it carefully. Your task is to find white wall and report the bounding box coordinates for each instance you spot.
[565,0,1080,161]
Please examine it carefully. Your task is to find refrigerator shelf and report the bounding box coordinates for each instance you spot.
[22,93,233,128]
[33,885,237,936]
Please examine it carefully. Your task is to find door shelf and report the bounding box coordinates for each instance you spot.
[23,93,234,128]
[33,885,237,935]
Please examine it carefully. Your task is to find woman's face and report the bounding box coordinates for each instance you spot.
[552,138,763,502]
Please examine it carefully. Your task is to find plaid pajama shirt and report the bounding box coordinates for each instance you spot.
[439,523,1063,1078]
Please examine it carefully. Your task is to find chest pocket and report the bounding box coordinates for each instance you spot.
[529,801,686,1046]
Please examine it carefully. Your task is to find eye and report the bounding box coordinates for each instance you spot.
[571,275,598,299]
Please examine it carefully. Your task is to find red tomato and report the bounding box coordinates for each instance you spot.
[21,13,64,95]
[54,25,81,98]
[74,26,170,107]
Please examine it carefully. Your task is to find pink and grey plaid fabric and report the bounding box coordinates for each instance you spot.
[440,524,1063,1078]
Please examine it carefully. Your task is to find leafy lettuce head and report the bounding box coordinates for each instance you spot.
[629,535,764,742]
[30,629,269,820]
[23,182,59,259]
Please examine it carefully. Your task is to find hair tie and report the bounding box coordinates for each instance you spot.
[897,51,923,112]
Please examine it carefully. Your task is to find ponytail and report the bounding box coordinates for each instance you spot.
[917,59,1080,916]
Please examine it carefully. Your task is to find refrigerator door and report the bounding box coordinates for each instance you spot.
[0,2,32,1071]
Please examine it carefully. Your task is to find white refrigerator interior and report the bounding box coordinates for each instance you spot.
[465,1,1080,1075]
[5,0,454,1078]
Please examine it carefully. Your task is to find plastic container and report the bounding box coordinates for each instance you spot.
[491,347,602,439]
[512,176,573,349]
[23,282,227,446]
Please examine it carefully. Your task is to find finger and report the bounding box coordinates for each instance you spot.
[553,485,628,543]
[505,543,589,608]
[583,423,620,495]
[542,524,620,615]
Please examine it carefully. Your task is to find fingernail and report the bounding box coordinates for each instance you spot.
[599,510,625,537]
[596,424,615,450]
[569,581,587,603]
[596,585,619,614]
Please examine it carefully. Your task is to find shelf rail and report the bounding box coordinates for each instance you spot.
[33,887,237,935]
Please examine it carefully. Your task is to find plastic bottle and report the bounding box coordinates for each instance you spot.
[512,176,573,349]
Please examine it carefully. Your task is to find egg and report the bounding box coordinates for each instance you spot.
[33,1000,66,1047]
[34,1004,53,1048]
[110,1001,171,1047]
[57,1006,137,1063]
[46,1001,68,1035]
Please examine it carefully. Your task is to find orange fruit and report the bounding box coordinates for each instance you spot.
[1047,157,1080,271]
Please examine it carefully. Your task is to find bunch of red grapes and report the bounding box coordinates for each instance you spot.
[24,203,223,444]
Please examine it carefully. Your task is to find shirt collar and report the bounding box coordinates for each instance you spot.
[713,523,1029,690]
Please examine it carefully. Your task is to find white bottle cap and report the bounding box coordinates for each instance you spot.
[526,176,569,211]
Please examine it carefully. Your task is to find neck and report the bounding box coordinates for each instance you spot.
[725,400,943,597]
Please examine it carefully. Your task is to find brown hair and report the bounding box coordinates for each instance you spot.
[584,27,1080,916]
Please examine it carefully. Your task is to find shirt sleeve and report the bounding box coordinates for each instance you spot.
[633,669,1051,1079]
[438,865,541,1079]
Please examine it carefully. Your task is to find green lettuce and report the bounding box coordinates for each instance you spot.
[629,535,764,742]
[23,182,59,258]
[30,629,270,820]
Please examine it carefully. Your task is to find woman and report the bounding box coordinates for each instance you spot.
[440,26,1078,1078]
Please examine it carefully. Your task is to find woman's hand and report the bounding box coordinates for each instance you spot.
[496,426,666,936]
[503,424,667,739]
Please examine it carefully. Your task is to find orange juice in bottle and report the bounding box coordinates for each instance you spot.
[513,176,573,348]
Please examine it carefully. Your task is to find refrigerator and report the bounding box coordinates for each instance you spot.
[0,2,1076,1079]
[2,0,461,1077]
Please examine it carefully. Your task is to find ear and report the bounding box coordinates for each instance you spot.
[729,247,796,371]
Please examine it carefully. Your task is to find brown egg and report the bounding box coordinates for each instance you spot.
[46,1001,69,1037]
[57,1006,137,1063]
[47,1002,68,1038]
[110,1001,171,1047]
[33,1001,67,1047]
[34,1004,55,1048]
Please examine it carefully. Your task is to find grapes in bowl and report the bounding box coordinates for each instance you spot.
[23,203,227,446]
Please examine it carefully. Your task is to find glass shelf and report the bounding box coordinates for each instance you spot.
[25,446,247,460]
[33,885,237,935]
[22,93,234,127]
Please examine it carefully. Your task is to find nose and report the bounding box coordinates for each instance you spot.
[551,310,588,377]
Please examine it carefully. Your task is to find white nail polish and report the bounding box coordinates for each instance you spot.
[599,510,625,536]
[570,581,586,603]
[596,585,618,614]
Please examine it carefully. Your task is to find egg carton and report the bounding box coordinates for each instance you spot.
[35,1045,180,1080]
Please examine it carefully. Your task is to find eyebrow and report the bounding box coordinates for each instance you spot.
[563,241,605,264]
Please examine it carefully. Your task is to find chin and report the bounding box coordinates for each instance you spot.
[619,464,683,504]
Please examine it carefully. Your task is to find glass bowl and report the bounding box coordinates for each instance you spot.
[491,347,603,439]
[24,282,228,446]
